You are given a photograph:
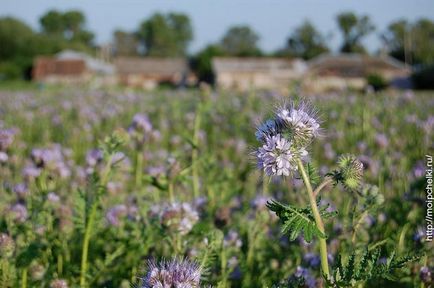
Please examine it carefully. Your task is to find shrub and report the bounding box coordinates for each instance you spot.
[366,73,388,91]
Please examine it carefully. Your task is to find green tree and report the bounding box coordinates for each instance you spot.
[191,44,224,84]
[284,20,329,59]
[336,12,375,53]
[220,25,262,56]
[137,12,193,57]
[382,18,434,65]
[381,19,409,62]
[113,30,139,56]
[412,18,434,64]
[39,10,94,47]
[40,10,64,35]
[0,17,37,79]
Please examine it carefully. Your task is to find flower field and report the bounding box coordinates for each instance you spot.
[0,87,432,287]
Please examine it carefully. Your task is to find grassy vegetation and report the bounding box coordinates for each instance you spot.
[0,87,432,287]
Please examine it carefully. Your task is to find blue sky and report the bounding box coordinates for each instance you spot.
[1,0,433,53]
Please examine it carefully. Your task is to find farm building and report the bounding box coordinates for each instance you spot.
[114,57,192,89]
[212,57,307,91]
[304,53,411,92]
[33,50,115,85]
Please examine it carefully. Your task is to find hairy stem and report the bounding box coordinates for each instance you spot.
[313,177,333,198]
[80,156,112,288]
[297,159,330,278]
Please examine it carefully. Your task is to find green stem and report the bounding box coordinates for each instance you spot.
[80,156,112,288]
[135,151,143,188]
[352,210,368,244]
[21,268,27,288]
[297,160,330,278]
[80,203,97,288]
[192,104,201,199]
[313,177,333,198]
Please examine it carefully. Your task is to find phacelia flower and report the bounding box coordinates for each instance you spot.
[276,102,320,146]
[420,266,432,284]
[9,203,28,223]
[50,279,68,288]
[257,134,307,176]
[255,119,280,142]
[0,129,14,151]
[288,266,317,288]
[0,151,8,163]
[141,258,201,288]
[0,233,15,258]
[130,113,153,134]
[160,203,199,235]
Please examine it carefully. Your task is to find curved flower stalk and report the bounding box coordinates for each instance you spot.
[254,99,373,280]
[255,100,332,278]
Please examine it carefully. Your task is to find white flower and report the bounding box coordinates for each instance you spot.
[257,134,307,176]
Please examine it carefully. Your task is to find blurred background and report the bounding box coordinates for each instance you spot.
[0,0,433,91]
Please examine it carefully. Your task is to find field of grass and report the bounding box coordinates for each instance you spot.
[0,86,432,287]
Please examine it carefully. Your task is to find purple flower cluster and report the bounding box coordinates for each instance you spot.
[0,128,15,163]
[255,101,319,177]
[142,258,201,288]
[24,144,72,179]
[159,202,200,235]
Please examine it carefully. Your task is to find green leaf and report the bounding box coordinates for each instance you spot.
[331,248,422,287]
[305,163,321,186]
[266,200,334,242]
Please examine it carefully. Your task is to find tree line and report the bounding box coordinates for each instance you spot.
[0,10,433,82]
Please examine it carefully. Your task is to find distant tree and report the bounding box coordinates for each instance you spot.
[137,12,193,57]
[40,10,64,35]
[191,44,224,84]
[336,12,375,53]
[382,18,434,65]
[220,25,262,56]
[39,10,94,47]
[412,19,434,64]
[381,20,408,62]
[113,30,139,56]
[283,20,329,60]
[0,17,52,79]
[0,17,35,61]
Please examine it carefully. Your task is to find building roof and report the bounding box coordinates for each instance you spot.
[308,53,410,78]
[114,57,189,76]
[212,57,307,74]
[56,50,115,74]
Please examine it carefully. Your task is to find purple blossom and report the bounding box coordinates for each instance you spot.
[0,151,8,163]
[105,204,128,227]
[160,202,199,235]
[9,203,28,223]
[142,258,201,288]
[257,134,307,176]
[0,129,14,151]
[85,149,103,167]
[289,266,317,288]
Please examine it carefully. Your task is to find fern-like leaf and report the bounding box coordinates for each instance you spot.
[266,200,336,242]
[305,163,321,186]
[331,248,422,287]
